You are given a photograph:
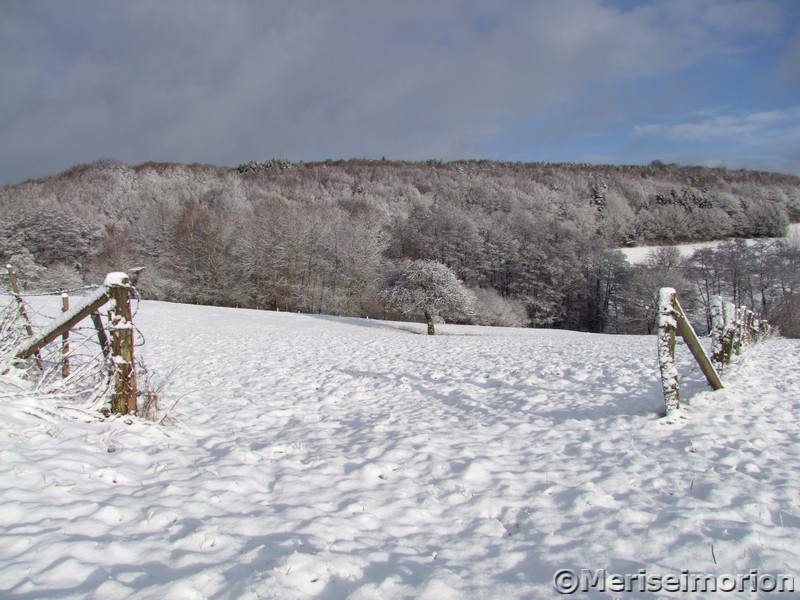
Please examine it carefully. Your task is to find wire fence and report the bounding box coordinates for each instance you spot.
[1,276,149,417]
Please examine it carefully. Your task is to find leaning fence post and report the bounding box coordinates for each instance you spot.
[6,264,43,369]
[106,272,137,415]
[671,295,724,391]
[657,288,681,416]
[61,293,70,378]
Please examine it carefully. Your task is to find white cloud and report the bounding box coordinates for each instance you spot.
[633,107,800,142]
[0,0,797,183]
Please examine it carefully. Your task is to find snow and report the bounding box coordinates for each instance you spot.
[2,298,800,598]
[104,272,131,287]
[620,222,800,264]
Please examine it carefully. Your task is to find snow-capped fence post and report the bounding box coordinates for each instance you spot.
[6,264,43,369]
[61,293,70,378]
[106,273,138,416]
[657,288,681,415]
[746,310,757,345]
[657,288,724,417]
[758,319,771,338]
[740,306,754,351]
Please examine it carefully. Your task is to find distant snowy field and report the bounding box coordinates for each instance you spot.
[2,298,800,599]
[621,222,800,264]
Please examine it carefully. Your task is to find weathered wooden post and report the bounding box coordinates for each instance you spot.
[106,272,138,415]
[61,293,70,378]
[671,294,724,391]
[90,312,111,371]
[721,301,737,365]
[6,264,43,369]
[758,319,771,338]
[746,310,757,344]
[709,295,725,366]
[734,305,747,355]
[657,288,681,415]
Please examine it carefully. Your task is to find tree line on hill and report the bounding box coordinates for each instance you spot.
[1,158,798,336]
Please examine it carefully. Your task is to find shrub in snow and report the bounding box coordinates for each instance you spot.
[470,287,528,327]
[380,260,474,335]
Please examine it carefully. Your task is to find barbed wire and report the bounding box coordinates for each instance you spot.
[4,284,104,297]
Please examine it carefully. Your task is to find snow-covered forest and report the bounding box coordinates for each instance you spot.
[2,159,799,335]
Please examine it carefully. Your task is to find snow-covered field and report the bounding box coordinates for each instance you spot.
[621,222,800,264]
[2,298,799,599]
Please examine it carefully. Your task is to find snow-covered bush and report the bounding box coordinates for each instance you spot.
[470,286,528,328]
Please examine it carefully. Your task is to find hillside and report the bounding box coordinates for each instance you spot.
[2,159,799,333]
[1,297,799,598]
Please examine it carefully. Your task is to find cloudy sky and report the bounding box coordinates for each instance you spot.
[1,0,799,185]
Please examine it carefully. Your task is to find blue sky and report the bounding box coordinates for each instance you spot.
[1,0,798,185]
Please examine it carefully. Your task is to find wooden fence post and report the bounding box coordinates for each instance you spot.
[671,294,724,391]
[61,293,70,378]
[734,306,747,355]
[657,288,681,415]
[746,310,757,344]
[107,273,137,416]
[709,295,724,366]
[6,264,43,369]
[758,319,771,338]
[90,312,111,371]
[721,301,737,365]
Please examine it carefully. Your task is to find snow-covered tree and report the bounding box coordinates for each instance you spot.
[4,249,45,291]
[380,260,474,335]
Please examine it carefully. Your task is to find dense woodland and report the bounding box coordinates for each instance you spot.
[1,158,799,336]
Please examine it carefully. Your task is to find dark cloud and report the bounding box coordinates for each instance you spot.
[1,0,798,184]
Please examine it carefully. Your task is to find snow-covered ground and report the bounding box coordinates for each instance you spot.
[2,298,799,598]
[621,222,800,264]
